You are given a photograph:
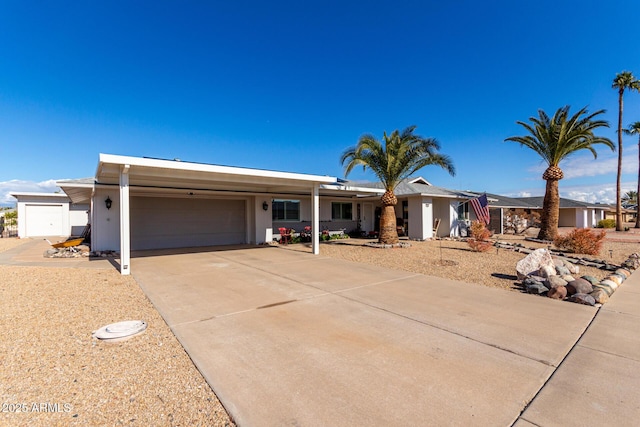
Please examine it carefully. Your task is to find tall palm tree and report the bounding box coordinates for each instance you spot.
[612,72,640,230]
[624,121,640,228]
[505,106,614,241]
[341,125,455,244]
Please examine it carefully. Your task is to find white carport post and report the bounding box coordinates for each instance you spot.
[119,165,131,275]
[311,183,320,255]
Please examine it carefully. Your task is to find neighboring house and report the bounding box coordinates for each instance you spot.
[10,192,89,238]
[603,205,635,223]
[514,197,608,229]
[357,177,483,240]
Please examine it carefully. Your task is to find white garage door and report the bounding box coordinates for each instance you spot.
[25,204,65,237]
[130,197,246,250]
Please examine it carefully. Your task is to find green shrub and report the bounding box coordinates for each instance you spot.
[596,219,615,228]
[553,228,606,255]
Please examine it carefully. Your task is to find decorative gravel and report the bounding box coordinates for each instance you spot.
[315,234,638,291]
[1,231,636,426]
[0,239,233,427]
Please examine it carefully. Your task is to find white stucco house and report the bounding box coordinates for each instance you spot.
[10,192,89,238]
[53,154,491,275]
[40,152,607,276]
[485,194,609,233]
[57,154,387,275]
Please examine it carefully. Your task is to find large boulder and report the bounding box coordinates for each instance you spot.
[593,280,617,296]
[615,268,631,279]
[564,261,579,275]
[581,275,600,286]
[546,275,568,289]
[568,293,596,306]
[526,282,549,295]
[566,278,593,296]
[539,264,557,278]
[590,289,609,304]
[604,275,623,286]
[517,249,555,281]
[548,286,567,300]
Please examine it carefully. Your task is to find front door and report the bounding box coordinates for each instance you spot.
[363,203,374,232]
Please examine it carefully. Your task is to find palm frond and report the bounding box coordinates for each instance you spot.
[341,125,455,191]
[505,106,613,168]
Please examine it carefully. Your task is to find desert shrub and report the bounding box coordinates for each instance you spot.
[467,221,493,252]
[596,219,616,228]
[553,228,606,255]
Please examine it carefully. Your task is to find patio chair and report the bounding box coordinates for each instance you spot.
[278,227,292,244]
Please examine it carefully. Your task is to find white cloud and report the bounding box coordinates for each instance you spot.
[561,181,637,204]
[0,179,61,206]
[515,191,533,197]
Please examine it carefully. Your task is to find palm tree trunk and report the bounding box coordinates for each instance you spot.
[378,190,399,244]
[636,135,640,228]
[538,178,560,241]
[616,89,624,231]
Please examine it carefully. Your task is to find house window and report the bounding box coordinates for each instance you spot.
[457,202,469,220]
[272,200,300,221]
[331,202,352,220]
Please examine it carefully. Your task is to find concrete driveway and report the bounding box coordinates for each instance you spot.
[130,246,638,426]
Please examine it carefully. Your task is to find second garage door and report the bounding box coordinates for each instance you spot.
[130,197,246,250]
[25,204,65,237]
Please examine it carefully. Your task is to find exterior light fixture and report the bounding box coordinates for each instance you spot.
[105,196,112,210]
[262,201,269,211]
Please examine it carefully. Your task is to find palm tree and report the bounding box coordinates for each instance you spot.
[622,190,637,205]
[612,72,640,231]
[505,106,614,241]
[341,125,455,244]
[624,121,640,228]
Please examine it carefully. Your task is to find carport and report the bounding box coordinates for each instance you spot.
[59,154,381,275]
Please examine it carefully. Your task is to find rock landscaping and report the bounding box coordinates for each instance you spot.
[43,245,91,258]
[364,241,412,249]
[515,247,639,306]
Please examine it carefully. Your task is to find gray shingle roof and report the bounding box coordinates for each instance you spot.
[515,196,607,210]
[355,179,476,199]
[325,177,613,211]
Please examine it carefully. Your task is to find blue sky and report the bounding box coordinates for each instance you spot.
[2,1,640,206]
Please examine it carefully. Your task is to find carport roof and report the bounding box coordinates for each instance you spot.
[58,154,383,203]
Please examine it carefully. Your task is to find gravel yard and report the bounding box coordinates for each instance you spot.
[1,230,637,426]
[0,239,234,427]
[313,233,639,291]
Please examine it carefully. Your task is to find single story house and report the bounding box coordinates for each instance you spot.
[357,177,486,239]
[10,192,89,238]
[603,205,636,223]
[515,196,608,229]
[26,152,608,275]
[58,154,385,275]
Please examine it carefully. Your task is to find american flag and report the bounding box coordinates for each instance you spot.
[470,193,490,225]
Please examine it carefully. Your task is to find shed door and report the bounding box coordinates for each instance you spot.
[130,197,246,250]
[25,204,65,236]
